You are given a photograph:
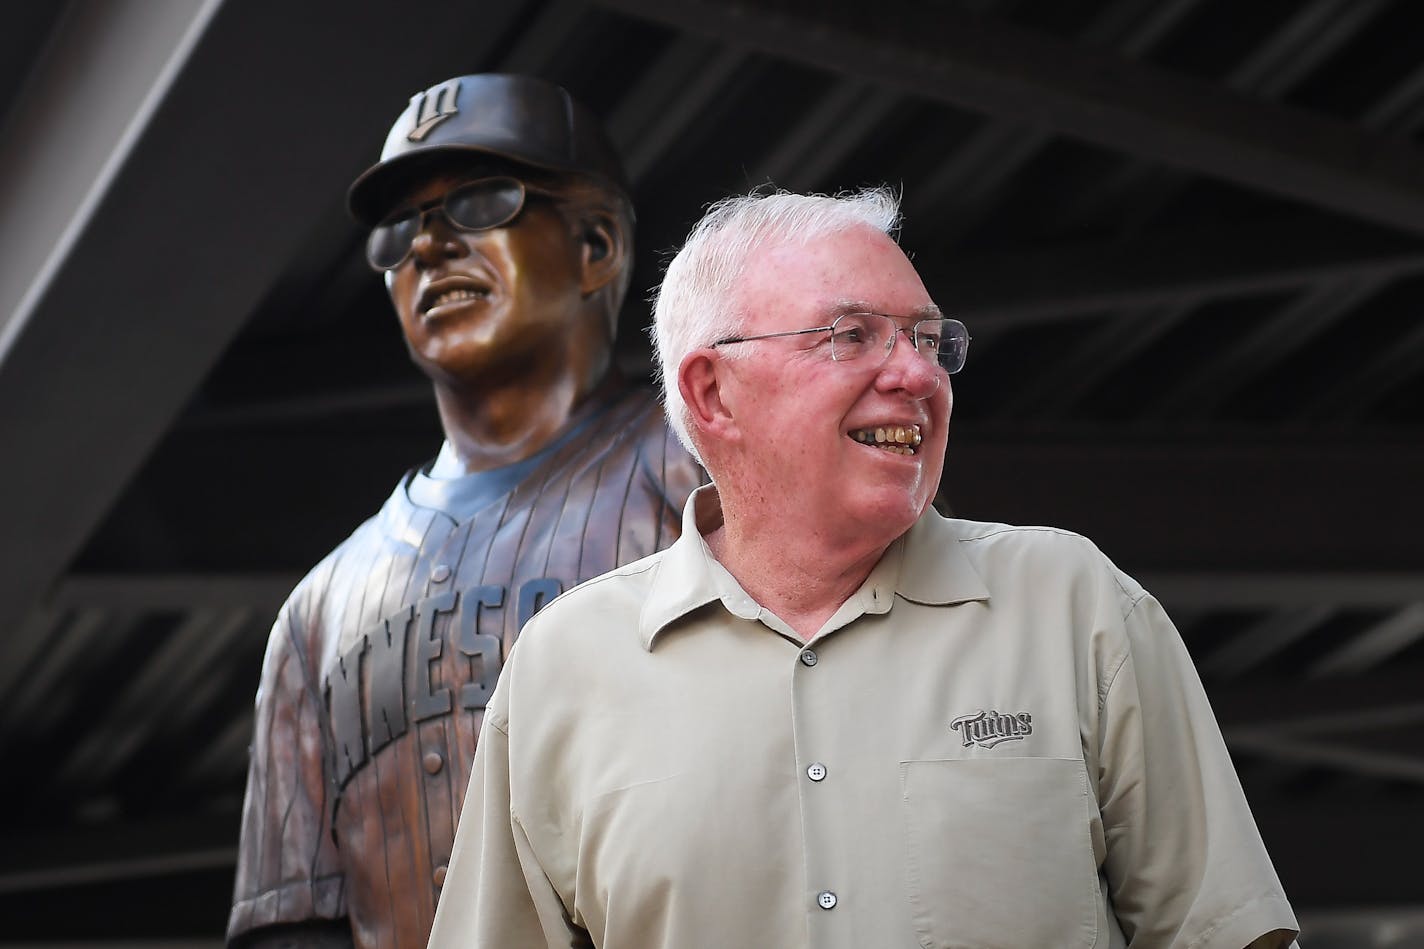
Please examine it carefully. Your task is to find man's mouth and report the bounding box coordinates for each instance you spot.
[427,287,487,310]
[418,277,494,316]
[849,424,923,456]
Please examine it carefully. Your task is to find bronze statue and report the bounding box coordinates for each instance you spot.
[226,74,705,949]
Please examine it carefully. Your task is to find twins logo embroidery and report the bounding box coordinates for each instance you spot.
[950,709,1033,749]
[406,78,461,142]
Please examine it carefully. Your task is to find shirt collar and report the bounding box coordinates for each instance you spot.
[639,485,750,649]
[639,484,991,650]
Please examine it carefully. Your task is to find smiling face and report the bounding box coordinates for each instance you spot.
[383,169,601,387]
[711,224,951,547]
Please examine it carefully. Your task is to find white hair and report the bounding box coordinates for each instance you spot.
[648,185,902,460]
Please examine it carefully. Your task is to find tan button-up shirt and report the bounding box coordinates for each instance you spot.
[429,486,1297,948]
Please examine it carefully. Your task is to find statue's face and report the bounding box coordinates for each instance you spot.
[384,171,594,386]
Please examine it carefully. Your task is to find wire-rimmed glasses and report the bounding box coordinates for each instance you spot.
[713,311,970,374]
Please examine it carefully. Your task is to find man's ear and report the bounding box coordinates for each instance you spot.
[679,349,738,445]
[579,215,625,296]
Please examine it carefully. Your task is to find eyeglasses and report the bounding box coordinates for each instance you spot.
[713,311,970,374]
[365,176,543,271]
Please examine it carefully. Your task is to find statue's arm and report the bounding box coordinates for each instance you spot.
[228,595,349,945]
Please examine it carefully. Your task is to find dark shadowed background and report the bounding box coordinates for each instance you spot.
[1,1,1422,946]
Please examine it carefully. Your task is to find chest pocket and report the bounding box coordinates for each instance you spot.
[901,757,1099,949]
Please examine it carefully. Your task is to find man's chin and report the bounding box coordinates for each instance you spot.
[410,341,509,386]
[844,492,928,541]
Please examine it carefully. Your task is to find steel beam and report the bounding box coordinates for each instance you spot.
[595,0,1424,233]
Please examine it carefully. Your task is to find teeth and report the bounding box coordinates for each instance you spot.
[850,423,923,453]
[429,287,486,309]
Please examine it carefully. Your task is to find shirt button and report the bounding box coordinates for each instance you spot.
[800,649,819,667]
[431,563,452,583]
[433,864,448,887]
[817,890,838,910]
[807,762,827,782]
[423,751,444,774]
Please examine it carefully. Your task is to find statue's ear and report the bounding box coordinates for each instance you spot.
[579,214,625,296]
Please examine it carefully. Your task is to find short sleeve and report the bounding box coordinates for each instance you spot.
[227,596,346,943]
[1096,590,1298,949]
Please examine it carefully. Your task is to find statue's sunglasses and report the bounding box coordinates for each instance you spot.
[365,177,550,271]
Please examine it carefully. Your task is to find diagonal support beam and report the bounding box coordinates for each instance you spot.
[594,0,1424,234]
[1308,603,1424,678]
[0,815,237,894]
[0,0,534,626]
[1225,732,1424,785]
[608,37,749,182]
[944,216,1424,329]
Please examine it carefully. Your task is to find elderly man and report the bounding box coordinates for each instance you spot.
[427,188,1299,948]
[226,75,703,949]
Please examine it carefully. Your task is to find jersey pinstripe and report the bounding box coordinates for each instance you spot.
[228,386,704,949]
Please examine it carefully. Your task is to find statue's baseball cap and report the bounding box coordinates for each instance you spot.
[347,73,631,226]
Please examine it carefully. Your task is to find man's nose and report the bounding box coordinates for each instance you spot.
[882,329,943,399]
[410,213,466,266]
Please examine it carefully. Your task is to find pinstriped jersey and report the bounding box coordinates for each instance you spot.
[228,385,705,949]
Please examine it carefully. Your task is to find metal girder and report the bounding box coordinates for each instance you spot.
[1215,666,1424,782]
[986,302,1192,422]
[0,0,222,354]
[1208,665,1424,728]
[1254,796,1424,905]
[1072,573,1424,612]
[53,608,255,786]
[608,38,749,182]
[183,381,434,427]
[593,0,1424,234]
[1300,911,1424,949]
[53,573,298,611]
[910,0,1202,245]
[1308,318,1424,419]
[32,566,1424,621]
[751,78,900,192]
[0,0,534,626]
[56,423,1424,578]
[2,943,220,949]
[1041,0,1388,238]
[0,814,236,894]
[944,217,1424,329]
[942,430,1424,573]
[1230,733,1424,785]
[1199,605,1338,678]
[1308,603,1424,678]
[0,609,118,752]
[497,0,590,73]
[1150,277,1385,419]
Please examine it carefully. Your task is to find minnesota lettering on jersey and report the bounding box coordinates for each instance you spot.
[324,577,560,786]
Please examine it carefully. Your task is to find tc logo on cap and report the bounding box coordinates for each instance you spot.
[406,77,461,143]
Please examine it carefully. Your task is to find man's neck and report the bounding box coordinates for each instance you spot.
[704,503,892,642]
[433,365,615,473]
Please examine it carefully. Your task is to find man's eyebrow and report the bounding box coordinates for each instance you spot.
[827,299,872,317]
[826,300,944,319]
